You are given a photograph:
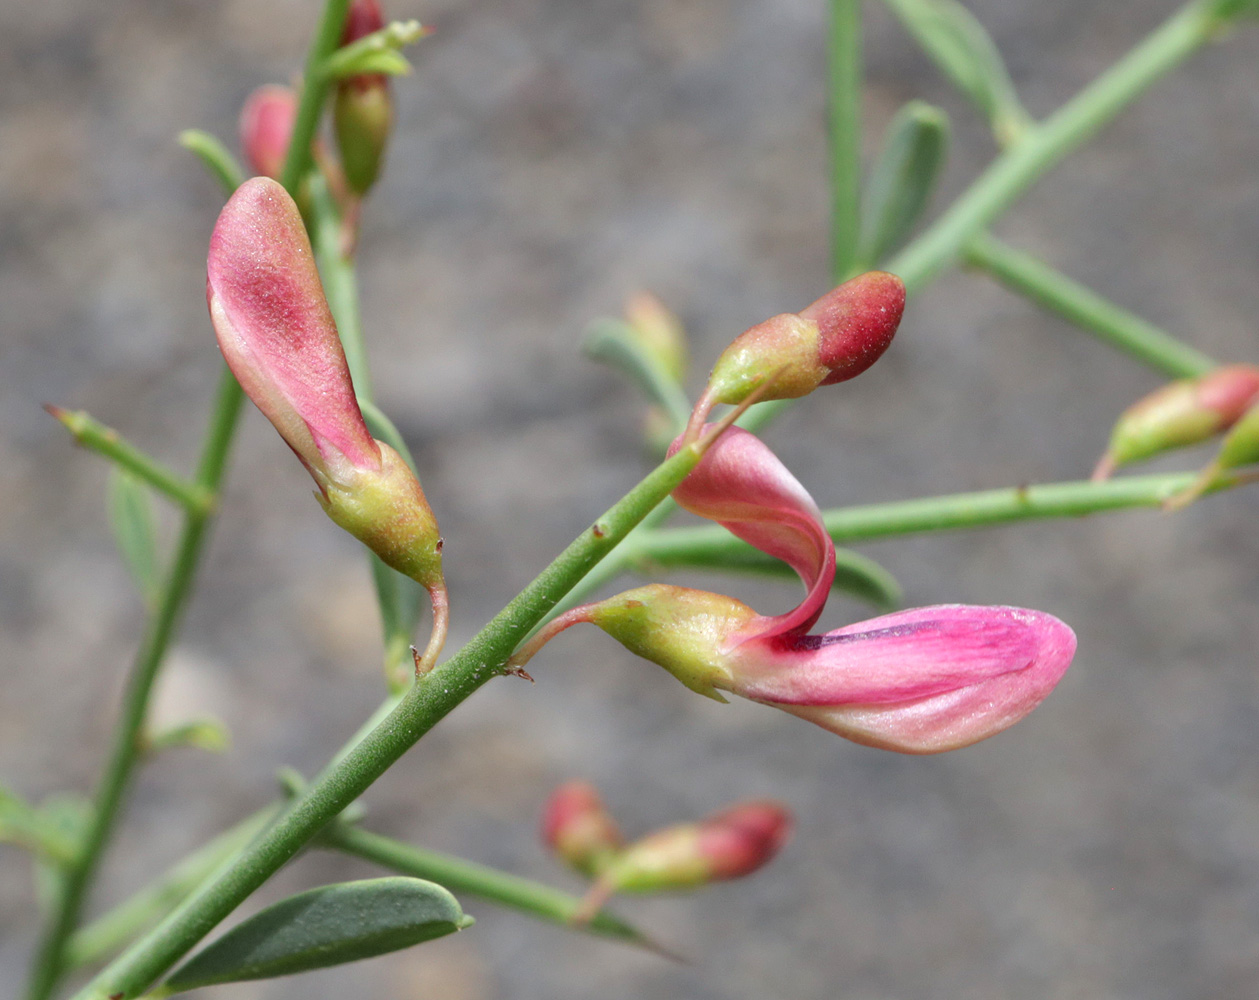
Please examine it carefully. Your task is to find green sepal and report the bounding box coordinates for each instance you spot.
[858,101,949,268]
[1216,403,1259,470]
[883,0,1030,146]
[163,877,471,992]
[177,130,245,196]
[108,469,164,610]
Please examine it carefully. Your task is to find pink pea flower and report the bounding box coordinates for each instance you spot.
[511,427,1074,753]
[208,176,447,671]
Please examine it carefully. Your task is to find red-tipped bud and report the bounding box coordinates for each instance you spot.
[207,177,444,598]
[239,85,299,181]
[605,801,792,893]
[703,272,905,408]
[334,0,393,196]
[541,781,624,878]
[1093,364,1259,480]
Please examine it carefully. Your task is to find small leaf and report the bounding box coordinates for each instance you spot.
[108,469,164,610]
[145,718,231,755]
[883,0,1030,146]
[858,101,949,268]
[0,787,79,865]
[164,877,471,992]
[177,129,245,196]
[584,319,692,431]
[322,21,428,81]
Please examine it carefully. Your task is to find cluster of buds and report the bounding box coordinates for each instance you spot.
[541,781,792,921]
[208,177,448,673]
[513,280,1075,753]
[238,0,409,249]
[1090,364,1259,509]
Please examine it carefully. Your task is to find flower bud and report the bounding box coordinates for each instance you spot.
[239,85,299,181]
[703,271,905,409]
[208,177,445,606]
[1093,364,1259,480]
[604,801,792,893]
[541,781,624,878]
[334,0,393,196]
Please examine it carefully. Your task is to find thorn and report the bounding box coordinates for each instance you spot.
[504,664,535,683]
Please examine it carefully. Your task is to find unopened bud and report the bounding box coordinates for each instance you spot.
[239,85,299,181]
[334,0,393,196]
[704,271,905,409]
[541,781,624,878]
[605,801,792,893]
[1093,364,1259,480]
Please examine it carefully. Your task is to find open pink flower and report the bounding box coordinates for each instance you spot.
[513,427,1074,753]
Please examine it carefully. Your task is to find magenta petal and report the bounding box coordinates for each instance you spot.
[670,425,834,638]
[207,177,380,484]
[729,604,1076,753]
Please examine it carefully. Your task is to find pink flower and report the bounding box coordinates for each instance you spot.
[208,176,447,669]
[512,427,1074,753]
[541,781,624,878]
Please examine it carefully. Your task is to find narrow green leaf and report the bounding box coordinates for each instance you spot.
[164,877,471,992]
[630,543,901,611]
[584,319,692,431]
[321,21,427,81]
[882,0,1030,146]
[145,718,231,755]
[177,130,245,196]
[0,787,80,865]
[858,101,949,268]
[108,469,163,610]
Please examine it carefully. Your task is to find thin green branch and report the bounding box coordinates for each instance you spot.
[888,0,1229,292]
[321,824,657,951]
[25,371,246,1000]
[65,809,276,972]
[830,0,864,282]
[963,232,1216,379]
[72,426,742,1000]
[630,471,1236,566]
[45,407,214,515]
[279,0,353,195]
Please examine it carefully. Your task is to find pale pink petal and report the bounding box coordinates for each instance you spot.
[239,86,298,181]
[670,425,834,638]
[208,177,380,484]
[731,605,1076,753]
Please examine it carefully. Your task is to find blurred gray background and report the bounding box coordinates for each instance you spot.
[3,0,1259,997]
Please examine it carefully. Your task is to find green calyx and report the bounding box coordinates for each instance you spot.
[334,82,392,196]
[706,314,826,406]
[586,585,753,701]
[319,440,444,591]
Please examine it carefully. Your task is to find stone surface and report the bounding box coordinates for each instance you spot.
[3,1,1259,998]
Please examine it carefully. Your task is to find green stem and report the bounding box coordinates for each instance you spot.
[963,232,1215,378]
[45,408,214,514]
[887,0,1228,293]
[25,371,245,1000]
[279,0,352,196]
[65,809,277,971]
[630,471,1231,565]
[71,429,734,1000]
[321,824,654,950]
[829,0,863,282]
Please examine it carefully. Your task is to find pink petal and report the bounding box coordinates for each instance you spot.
[730,604,1076,753]
[670,425,834,638]
[239,85,298,181]
[207,177,380,484]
